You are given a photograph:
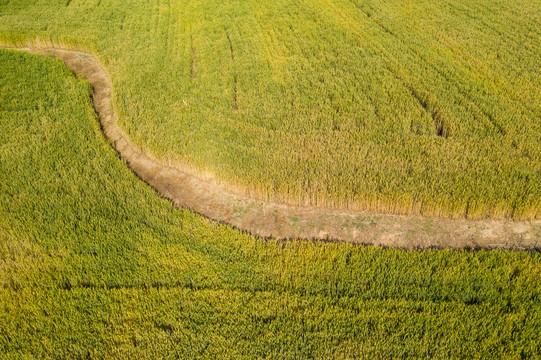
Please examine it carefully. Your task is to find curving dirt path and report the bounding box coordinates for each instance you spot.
[3,46,540,249]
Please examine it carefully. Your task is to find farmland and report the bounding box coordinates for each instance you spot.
[1,0,540,219]
[1,49,541,358]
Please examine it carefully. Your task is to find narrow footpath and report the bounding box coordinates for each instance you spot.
[4,46,539,249]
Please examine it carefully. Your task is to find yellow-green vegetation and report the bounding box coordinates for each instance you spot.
[2,49,541,358]
[1,0,539,219]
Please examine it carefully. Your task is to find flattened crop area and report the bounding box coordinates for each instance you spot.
[0,0,539,220]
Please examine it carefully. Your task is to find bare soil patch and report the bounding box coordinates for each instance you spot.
[4,46,540,249]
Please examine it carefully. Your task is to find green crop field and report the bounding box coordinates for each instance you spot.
[1,49,541,358]
[1,0,539,219]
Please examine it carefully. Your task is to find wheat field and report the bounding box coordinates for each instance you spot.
[1,49,541,358]
[1,0,539,219]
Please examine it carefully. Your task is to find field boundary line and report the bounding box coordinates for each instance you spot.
[2,45,540,249]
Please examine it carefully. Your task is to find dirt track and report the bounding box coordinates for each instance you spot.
[4,46,540,249]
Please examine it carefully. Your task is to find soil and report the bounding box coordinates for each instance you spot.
[4,46,540,249]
